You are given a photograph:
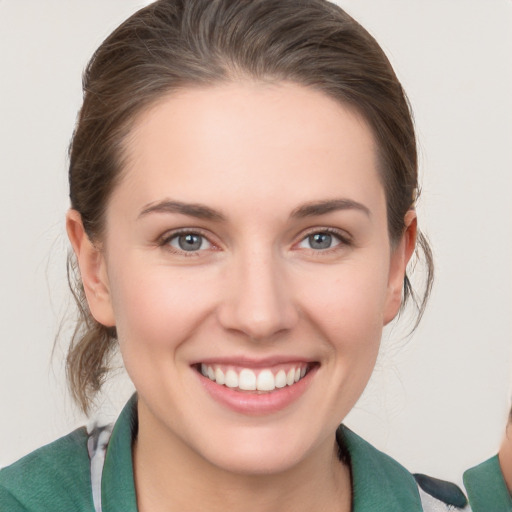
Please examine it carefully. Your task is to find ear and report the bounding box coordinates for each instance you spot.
[66,209,116,327]
[383,210,417,325]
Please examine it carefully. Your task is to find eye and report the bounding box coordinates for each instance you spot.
[297,231,343,250]
[167,232,212,252]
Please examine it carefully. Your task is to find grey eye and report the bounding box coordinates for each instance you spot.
[170,233,210,252]
[308,233,332,249]
[298,232,341,250]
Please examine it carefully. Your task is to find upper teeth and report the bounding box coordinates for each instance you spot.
[200,364,307,391]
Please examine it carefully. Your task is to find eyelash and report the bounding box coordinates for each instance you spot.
[157,227,352,256]
[158,229,217,257]
[296,227,352,253]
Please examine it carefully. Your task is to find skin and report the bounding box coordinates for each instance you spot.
[67,82,416,512]
[499,420,512,492]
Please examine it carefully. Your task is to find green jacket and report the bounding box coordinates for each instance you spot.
[0,396,467,511]
[464,455,512,512]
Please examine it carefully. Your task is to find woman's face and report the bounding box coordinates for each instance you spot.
[77,82,414,475]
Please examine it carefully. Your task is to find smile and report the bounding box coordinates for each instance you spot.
[194,360,319,415]
[199,363,310,393]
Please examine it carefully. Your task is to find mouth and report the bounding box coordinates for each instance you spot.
[193,362,317,394]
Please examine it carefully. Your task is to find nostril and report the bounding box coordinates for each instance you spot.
[215,258,299,339]
[216,297,299,341]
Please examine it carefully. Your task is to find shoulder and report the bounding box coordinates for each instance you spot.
[337,426,469,511]
[0,427,94,512]
[463,455,512,511]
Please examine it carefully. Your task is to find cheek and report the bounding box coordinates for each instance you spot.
[108,262,215,352]
[298,260,390,344]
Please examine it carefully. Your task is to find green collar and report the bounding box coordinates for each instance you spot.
[337,427,422,511]
[101,396,422,512]
[463,455,512,512]
[102,396,138,512]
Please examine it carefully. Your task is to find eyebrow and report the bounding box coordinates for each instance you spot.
[291,198,371,218]
[138,197,370,222]
[138,200,226,221]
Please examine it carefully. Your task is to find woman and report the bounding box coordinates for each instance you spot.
[0,1,469,510]
[464,407,512,510]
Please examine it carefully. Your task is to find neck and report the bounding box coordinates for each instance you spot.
[133,404,351,512]
[499,423,512,494]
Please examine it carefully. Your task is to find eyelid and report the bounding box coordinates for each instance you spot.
[294,227,353,250]
[156,226,352,254]
[158,228,219,254]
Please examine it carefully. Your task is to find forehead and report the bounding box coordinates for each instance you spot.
[113,81,383,219]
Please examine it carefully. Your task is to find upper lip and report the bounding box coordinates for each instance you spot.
[191,355,316,368]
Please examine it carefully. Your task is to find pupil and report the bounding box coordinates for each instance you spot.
[179,234,202,251]
[310,232,331,249]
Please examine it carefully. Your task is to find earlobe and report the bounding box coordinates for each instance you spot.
[66,209,116,327]
[383,210,417,325]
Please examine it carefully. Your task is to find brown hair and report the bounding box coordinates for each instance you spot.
[67,0,434,414]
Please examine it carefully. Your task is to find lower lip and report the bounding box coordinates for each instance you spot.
[196,367,317,415]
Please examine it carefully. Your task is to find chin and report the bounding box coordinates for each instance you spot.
[205,444,310,476]
[190,422,329,476]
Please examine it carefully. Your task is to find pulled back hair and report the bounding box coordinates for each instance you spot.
[67,0,433,414]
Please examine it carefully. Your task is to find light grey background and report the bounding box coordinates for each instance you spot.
[1,0,511,484]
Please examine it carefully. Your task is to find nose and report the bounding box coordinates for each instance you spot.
[217,248,299,341]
